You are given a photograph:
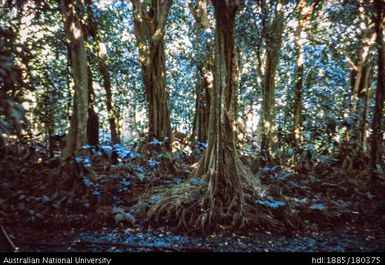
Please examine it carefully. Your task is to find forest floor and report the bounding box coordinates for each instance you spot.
[1,139,385,252]
[2,219,385,252]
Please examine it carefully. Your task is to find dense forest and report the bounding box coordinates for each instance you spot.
[0,0,385,253]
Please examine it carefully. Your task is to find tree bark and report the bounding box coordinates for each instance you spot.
[340,0,375,163]
[349,0,375,152]
[60,0,89,158]
[87,64,99,145]
[146,0,299,232]
[192,64,212,143]
[370,0,385,171]
[189,0,213,144]
[131,0,173,150]
[86,0,120,144]
[260,1,285,164]
[191,0,260,228]
[292,0,318,148]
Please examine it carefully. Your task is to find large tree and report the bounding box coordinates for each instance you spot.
[86,0,120,144]
[146,0,296,232]
[292,0,319,148]
[189,0,213,144]
[339,0,376,169]
[349,0,375,153]
[60,0,89,158]
[370,0,385,171]
[131,0,173,150]
[259,0,286,164]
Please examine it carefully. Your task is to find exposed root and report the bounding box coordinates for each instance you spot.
[134,156,302,233]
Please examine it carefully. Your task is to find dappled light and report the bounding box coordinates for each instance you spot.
[0,0,384,259]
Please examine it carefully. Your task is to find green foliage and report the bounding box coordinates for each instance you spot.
[0,27,26,139]
[1,0,382,166]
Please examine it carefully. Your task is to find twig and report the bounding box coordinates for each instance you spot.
[0,224,19,252]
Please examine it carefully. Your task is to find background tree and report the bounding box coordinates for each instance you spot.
[60,0,89,158]
[259,0,287,165]
[86,0,120,144]
[131,0,173,150]
[188,0,213,144]
[347,0,376,157]
[370,0,385,172]
[292,0,319,149]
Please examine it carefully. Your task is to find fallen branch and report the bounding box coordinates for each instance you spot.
[0,224,19,252]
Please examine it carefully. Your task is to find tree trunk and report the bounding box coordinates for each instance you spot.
[189,0,212,144]
[191,0,260,229]
[340,0,375,164]
[145,0,299,232]
[260,1,285,164]
[370,0,385,171]
[192,64,212,143]
[47,108,55,157]
[357,63,373,149]
[87,64,99,145]
[350,28,374,152]
[60,0,89,158]
[292,0,319,149]
[86,0,120,144]
[131,0,173,151]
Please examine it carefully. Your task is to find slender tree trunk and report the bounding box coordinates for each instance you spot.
[47,107,54,157]
[293,0,306,148]
[260,1,285,164]
[347,0,375,153]
[100,60,120,144]
[350,49,374,152]
[87,64,99,145]
[131,0,173,151]
[60,0,89,158]
[192,71,206,142]
[189,0,212,144]
[292,0,319,149]
[192,64,212,143]
[357,63,373,149]
[86,0,120,144]
[338,1,375,170]
[370,0,385,171]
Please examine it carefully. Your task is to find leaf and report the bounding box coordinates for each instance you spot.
[83,178,93,187]
[120,179,131,188]
[148,159,160,168]
[256,200,286,209]
[40,195,50,203]
[114,213,124,223]
[149,138,162,146]
[136,173,145,181]
[114,212,135,225]
[277,171,292,180]
[81,144,93,150]
[259,167,271,173]
[112,207,124,214]
[35,213,44,219]
[309,203,326,211]
[92,190,101,196]
[150,195,161,203]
